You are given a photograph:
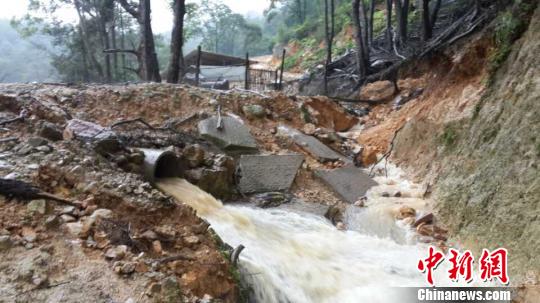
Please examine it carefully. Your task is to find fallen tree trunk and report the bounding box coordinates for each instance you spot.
[0,178,79,207]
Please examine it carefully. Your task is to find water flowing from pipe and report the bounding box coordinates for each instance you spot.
[156,163,487,302]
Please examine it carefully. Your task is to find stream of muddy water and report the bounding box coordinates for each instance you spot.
[156,164,475,303]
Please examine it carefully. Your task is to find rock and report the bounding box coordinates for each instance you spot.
[27,199,47,215]
[315,165,378,204]
[237,154,304,194]
[105,245,128,260]
[161,276,183,303]
[61,206,76,215]
[184,144,206,168]
[198,116,258,154]
[44,215,60,229]
[65,222,85,238]
[381,192,390,197]
[413,213,434,227]
[402,217,416,226]
[27,137,48,147]
[242,104,266,119]
[152,240,163,254]
[94,137,123,155]
[336,222,346,230]
[60,214,76,223]
[183,235,200,247]
[302,98,359,131]
[0,235,12,251]
[128,152,144,165]
[302,123,317,135]
[120,262,136,275]
[396,206,416,220]
[325,204,345,225]
[186,167,234,200]
[63,119,114,141]
[356,146,378,167]
[394,191,402,197]
[36,145,52,153]
[90,208,114,220]
[252,192,293,208]
[416,223,435,237]
[38,122,63,141]
[140,230,158,241]
[353,199,365,207]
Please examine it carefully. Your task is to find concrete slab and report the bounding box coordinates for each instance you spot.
[198,116,258,154]
[315,164,378,203]
[278,125,346,162]
[237,154,304,194]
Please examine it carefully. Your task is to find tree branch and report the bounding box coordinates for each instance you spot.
[117,0,139,19]
[103,49,139,56]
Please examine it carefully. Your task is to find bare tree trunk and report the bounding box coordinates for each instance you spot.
[368,0,375,45]
[117,0,161,82]
[360,0,369,49]
[352,0,368,79]
[430,0,442,27]
[166,0,186,84]
[74,0,104,80]
[99,20,112,82]
[421,0,432,41]
[385,0,393,50]
[324,0,335,95]
[395,0,410,44]
[111,13,118,80]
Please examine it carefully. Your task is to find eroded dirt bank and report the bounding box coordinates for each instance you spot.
[357,4,539,284]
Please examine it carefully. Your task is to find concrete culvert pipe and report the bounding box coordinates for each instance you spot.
[138,148,183,183]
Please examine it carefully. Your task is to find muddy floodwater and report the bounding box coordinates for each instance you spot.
[157,163,492,303]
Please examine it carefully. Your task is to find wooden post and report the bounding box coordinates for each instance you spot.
[195,45,202,87]
[245,52,250,90]
[279,49,286,90]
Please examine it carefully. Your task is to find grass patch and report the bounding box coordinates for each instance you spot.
[487,0,537,82]
[440,125,459,148]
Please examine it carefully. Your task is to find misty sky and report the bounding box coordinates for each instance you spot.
[0,0,270,33]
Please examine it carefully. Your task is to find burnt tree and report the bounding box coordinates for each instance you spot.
[421,0,443,41]
[385,0,393,50]
[324,0,335,95]
[166,0,186,84]
[395,0,410,44]
[352,0,369,79]
[117,0,161,82]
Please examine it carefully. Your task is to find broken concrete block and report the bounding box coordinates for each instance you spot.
[237,154,304,194]
[198,116,257,154]
[315,164,378,203]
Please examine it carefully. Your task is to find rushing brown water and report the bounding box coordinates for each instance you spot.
[156,164,488,302]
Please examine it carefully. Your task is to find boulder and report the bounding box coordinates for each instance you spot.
[27,137,48,147]
[186,167,234,200]
[325,204,346,225]
[396,205,416,220]
[27,200,48,215]
[413,213,434,227]
[198,116,257,154]
[184,144,206,168]
[38,122,63,141]
[252,192,293,208]
[242,104,266,119]
[0,235,12,251]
